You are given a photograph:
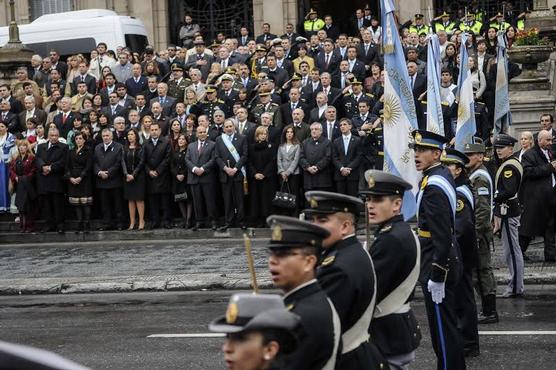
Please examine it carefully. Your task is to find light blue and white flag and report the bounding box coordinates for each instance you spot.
[494,32,511,135]
[426,34,445,136]
[381,0,419,220]
[455,33,477,151]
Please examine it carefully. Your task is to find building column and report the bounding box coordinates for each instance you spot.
[253,0,298,39]
[396,0,434,26]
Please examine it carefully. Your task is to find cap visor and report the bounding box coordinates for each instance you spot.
[208,317,245,333]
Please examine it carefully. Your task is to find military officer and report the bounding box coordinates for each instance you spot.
[359,170,422,370]
[341,79,374,119]
[464,140,499,324]
[441,148,480,357]
[197,85,229,124]
[167,63,190,102]
[266,215,340,370]
[409,130,465,370]
[304,191,387,370]
[217,74,240,112]
[492,134,524,298]
[249,91,280,126]
[208,293,301,370]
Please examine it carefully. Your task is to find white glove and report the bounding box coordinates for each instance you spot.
[427,279,445,304]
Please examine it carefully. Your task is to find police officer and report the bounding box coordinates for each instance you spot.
[208,293,301,370]
[409,130,465,370]
[459,12,483,35]
[167,63,190,102]
[198,85,229,124]
[266,215,341,370]
[303,9,325,38]
[408,14,431,35]
[493,134,524,298]
[433,11,458,35]
[464,140,499,324]
[304,191,386,370]
[441,148,480,357]
[489,12,511,31]
[360,170,422,370]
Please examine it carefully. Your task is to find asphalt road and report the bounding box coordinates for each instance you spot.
[1,289,556,370]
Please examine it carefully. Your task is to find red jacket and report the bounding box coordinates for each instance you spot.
[9,155,36,183]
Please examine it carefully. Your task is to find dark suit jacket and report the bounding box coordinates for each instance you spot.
[323,24,340,41]
[309,107,327,124]
[101,105,128,121]
[143,137,172,193]
[185,140,217,184]
[150,96,177,117]
[125,76,149,97]
[93,141,123,189]
[35,141,69,194]
[279,101,309,126]
[299,136,332,188]
[332,135,361,181]
[357,43,381,65]
[99,86,116,106]
[53,111,76,139]
[346,59,367,81]
[52,61,68,79]
[255,33,278,44]
[411,73,427,100]
[292,122,311,143]
[1,111,20,133]
[315,51,342,75]
[238,35,254,46]
[19,109,47,132]
[185,53,215,80]
[267,67,290,88]
[352,18,371,35]
[4,96,23,114]
[215,134,248,183]
[322,121,341,142]
[72,75,97,95]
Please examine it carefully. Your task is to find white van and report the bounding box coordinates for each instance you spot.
[0,9,149,56]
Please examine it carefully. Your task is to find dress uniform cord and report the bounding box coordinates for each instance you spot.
[434,303,448,370]
[503,217,518,295]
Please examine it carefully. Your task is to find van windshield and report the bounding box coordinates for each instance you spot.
[125,34,148,53]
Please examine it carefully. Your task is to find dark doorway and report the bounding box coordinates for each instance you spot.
[168,0,254,46]
[298,0,379,35]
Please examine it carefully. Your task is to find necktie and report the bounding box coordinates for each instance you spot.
[112,107,116,115]
[302,77,307,86]
[161,97,165,105]
[341,75,345,89]
[198,141,203,153]
[365,44,369,55]
[411,75,415,89]
[325,54,330,68]
[243,78,248,87]
[291,103,296,111]
[62,113,67,124]
[344,137,349,155]
[323,87,328,95]
[221,60,226,69]
[328,123,333,140]
[81,76,85,82]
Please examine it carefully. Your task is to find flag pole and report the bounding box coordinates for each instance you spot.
[243,229,259,293]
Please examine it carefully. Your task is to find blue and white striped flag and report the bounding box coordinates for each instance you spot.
[455,33,477,151]
[381,0,419,220]
[494,32,511,135]
[426,34,445,136]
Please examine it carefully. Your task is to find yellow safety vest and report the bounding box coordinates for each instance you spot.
[459,21,482,34]
[409,24,431,35]
[304,19,325,33]
[489,21,511,31]
[434,22,457,34]
[517,19,525,30]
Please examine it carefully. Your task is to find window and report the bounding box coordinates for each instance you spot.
[125,34,149,54]
[26,38,96,58]
[30,0,73,21]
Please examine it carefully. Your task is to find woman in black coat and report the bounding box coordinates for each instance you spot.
[248,126,277,227]
[171,134,193,228]
[65,132,93,232]
[122,128,146,230]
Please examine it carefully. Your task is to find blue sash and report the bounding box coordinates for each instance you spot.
[417,175,457,220]
[456,185,474,210]
[222,134,246,177]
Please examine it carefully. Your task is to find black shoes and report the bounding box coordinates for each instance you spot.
[478,312,499,324]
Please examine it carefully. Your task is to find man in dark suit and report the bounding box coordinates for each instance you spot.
[150,82,177,117]
[93,129,124,230]
[238,26,254,46]
[19,96,47,132]
[255,23,278,44]
[292,108,311,142]
[300,122,332,193]
[345,46,367,81]
[125,64,148,97]
[309,92,329,124]
[72,61,97,95]
[185,40,215,81]
[101,92,127,121]
[318,73,341,107]
[265,53,290,88]
[281,23,299,44]
[52,97,75,139]
[185,126,218,230]
[49,49,68,79]
[236,64,258,91]
[357,29,381,66]
[215,119,248,230]
[0,84,23,114]
[99,73,117,107]
[235,106,256,137]
[274,45,294,77]
[35,127,68,233]
[332,118,361,196]
[322,15,340,41]
[143,122,173,228]
[322,106,341,142]
[408,61,427,121]
[352,8,371,35]
[0,101,20,134]
[134,94,152,119]
[280,87,309,126]
[315,39,341,75]
[141,76,159,103]
[115,83,136,111]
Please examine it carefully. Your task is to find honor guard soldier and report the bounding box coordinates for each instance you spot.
[341,79,374,119]
[250,91,280,126]
[198,85,229,124]
[209,293,301,370]
[304,191,387,370]
[409,130,466,370]
[464,140,499,324]
[441,148,480,357]
[167,63,190,101]
[408,14,431,35]
[360,170,422,370]
[492,134,524,298]
[266,215,341,370]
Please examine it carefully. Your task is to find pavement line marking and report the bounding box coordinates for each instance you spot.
[147,333,225,338]
[479,331,556,335]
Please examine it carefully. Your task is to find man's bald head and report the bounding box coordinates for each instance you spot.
[538,130,553,151]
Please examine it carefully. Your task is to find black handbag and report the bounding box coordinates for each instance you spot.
[174,192,188,202]
[272,180,296,209]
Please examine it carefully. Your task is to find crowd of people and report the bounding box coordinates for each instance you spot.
[0,1,542,237]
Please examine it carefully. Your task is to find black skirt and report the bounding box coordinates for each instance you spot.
[123,171,146,201]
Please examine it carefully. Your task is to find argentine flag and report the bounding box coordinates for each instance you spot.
[426,34,445,136]
[380,0,419,220]
[455,33,477,151]
[494,32,511,135]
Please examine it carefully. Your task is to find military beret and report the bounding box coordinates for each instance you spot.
[409,130,448,150]
[303,191,364,217]
[441,147,470,166]
[359,170,412,196]
[266,215,330,249]
[493,133,517,148]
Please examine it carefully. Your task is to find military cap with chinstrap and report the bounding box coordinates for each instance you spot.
[493,133,518,148]
[359,170,412,196]
[441,148,470,166]
[266,215,330,249]
[409,129,449,150]
[303,191,364,217]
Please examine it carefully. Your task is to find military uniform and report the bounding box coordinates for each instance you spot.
[341,91,374,119]
[304,191,387,370]
[198,86,229,124]
[442,148,480,356]
[167,63,191,101]
[410,130,465,370]
[493,134,524,297]
[266,215,341,370]
[464,142,498,324]
[360,170,422,370]
[250,101,281,126]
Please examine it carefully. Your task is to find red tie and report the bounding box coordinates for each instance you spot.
[62,113,67,124]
